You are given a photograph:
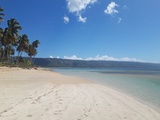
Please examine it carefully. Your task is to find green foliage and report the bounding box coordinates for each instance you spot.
[0,7,40,68]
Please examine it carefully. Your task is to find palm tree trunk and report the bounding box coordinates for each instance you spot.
[4,46,10,62]
[0,44,2,60]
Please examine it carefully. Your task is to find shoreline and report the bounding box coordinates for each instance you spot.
[54,68,160,113]
[0,67,160,120]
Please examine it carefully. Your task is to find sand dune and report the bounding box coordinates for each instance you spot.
[0,67,160,120]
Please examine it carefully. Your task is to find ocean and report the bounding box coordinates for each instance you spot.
[54,68,160,112]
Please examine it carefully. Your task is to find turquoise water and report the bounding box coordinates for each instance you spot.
[54,68,160,112]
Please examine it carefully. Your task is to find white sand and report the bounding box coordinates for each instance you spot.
[0,67,160,120]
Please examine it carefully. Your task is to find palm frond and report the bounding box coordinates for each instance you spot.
[0,17,4,21]
[0,13,5,16]
[0,7,4,12]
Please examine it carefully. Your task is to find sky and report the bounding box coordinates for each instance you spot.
[0,0,160,63]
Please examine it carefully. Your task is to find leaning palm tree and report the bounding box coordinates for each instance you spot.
[28,40,40,62]
[7,18,22,37]
[0,7,4,59]
[0,28,3,59]
[0,7,5,23]
[32,40,40,48]
[28,44,37,61]
[1,19,22,61]
[1,28,11,60]
[17,34,29,61]
[0,28,3,38]
[7,18,22,46]
[1,28,15,61]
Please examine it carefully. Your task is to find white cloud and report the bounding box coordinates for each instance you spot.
[85,55,117,61]
[87,55,143,62]
[66,0,97,23]
[56,56,60,59]
[49,56,60,59]
[78,15,87,23]
[104,2,119,15]
[117,18,122,24]
[64,55,83,60]
[63,55,143,62]
[67,0,97,13]
[63,15,70,24]
[50,56,53,58]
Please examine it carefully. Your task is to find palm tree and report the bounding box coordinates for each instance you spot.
[28,44,36,61]
[1,19,22,61]
[0,28,3,38]
[0,7,4,59]
[32,40,40,48]
[28,40,40,62]
[7,18,22,36]
[0,28,3,59]
[0,7,40,67]
[7,18,22,46]
[0,7,5,23]
[1,28,11,60]
[17,34,29,61]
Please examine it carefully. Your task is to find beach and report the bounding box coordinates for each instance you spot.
[0,67,160,120]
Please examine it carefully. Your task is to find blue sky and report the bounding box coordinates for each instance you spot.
[0,0,160,63]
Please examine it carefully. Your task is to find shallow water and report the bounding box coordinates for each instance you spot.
[54,68,160,112]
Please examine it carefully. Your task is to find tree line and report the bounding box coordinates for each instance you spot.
[0,7,40,67]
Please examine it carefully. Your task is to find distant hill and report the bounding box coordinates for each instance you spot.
[33,58,160,69]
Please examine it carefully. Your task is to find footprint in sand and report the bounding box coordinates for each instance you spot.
[27,114,32,117]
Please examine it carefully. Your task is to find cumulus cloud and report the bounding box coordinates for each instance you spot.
[85,55,117,61]
[78,15,87,23]
[56,56,60,59]
[104,2,119,15]
[63,15,70,24]
[67,0,97,13]
[89,55,142,62]
[64,55,83,60]
[66,0,97,23]
[50,56,54,58]
[50,56,61,59]
[63,55,143,62]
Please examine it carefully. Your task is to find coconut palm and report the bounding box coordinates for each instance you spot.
[7,18,22,46]
[7,18,22,37]
[0,7,5,23]
[32,40,40,48]
[0,7,4,59]
[0,28,3,59]
[1,19,22,61]
[17,34,29,60]
[0,28,3,38]
[28,40,40,62]
[0,7,40,67]
[0,28,14,61]
[1,28,11,60]
[28,44,36,61]
[0,7,5,59]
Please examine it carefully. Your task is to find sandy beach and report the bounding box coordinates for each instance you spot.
[0,67,160,120]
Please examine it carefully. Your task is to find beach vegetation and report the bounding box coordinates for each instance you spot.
[0,7,40,68]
